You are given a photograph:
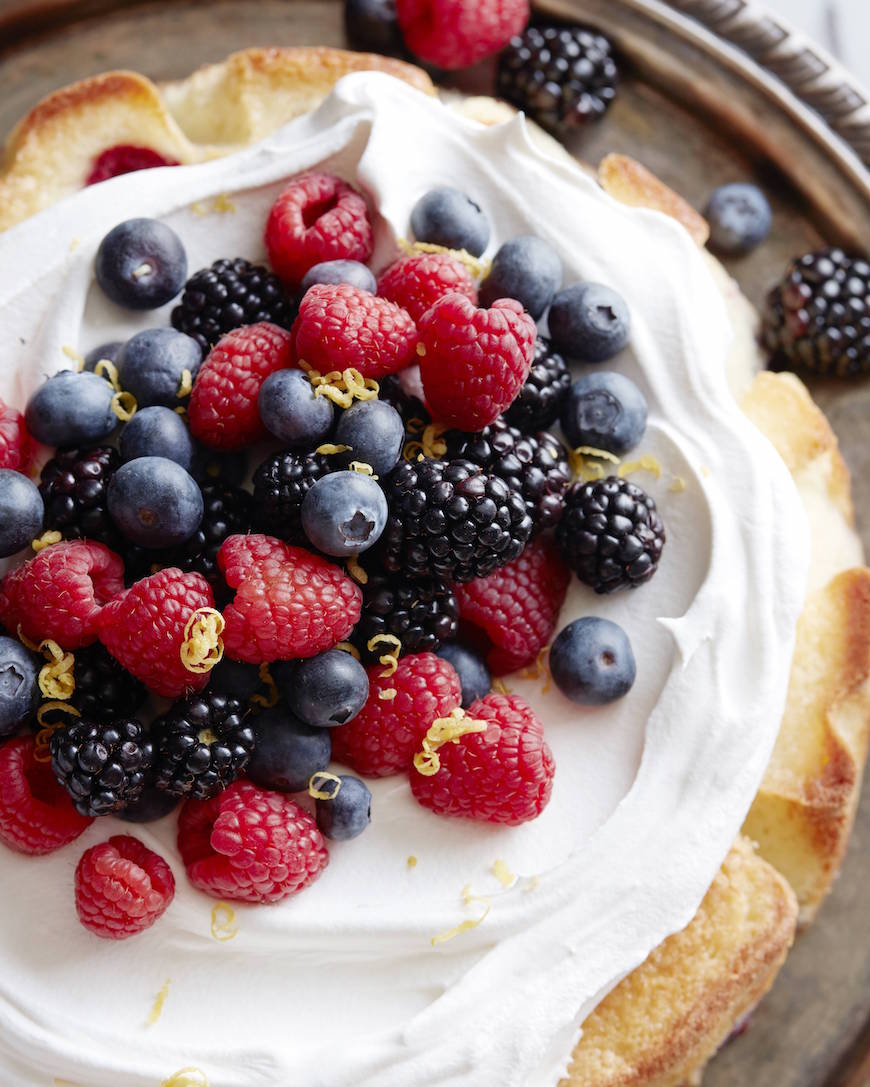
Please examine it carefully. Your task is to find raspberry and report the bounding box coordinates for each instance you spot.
[265,172,374,286]
[377,252,478,323]
[0,737,93,855]
[331,652,461,777]
[0,399,33,472]
[188,322,293,450]
[178,780,328,904]
[218,534,362,664]
[97,567,215,698]
[0,540,124,649]
[291,283,419,379]
[418,294,536,430]
[410,692,553,825]
[86,145,179,185]
[75,834,175,939]
[397,0,530,69]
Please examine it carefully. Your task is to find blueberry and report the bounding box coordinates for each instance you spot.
[119,406,194,469]
[0,471,43,558]
[344,0,404,55]
[191,448,249,488]
[301,470,388,557]
[83,341,124,372]
[272,649,369,728]
[258,368,334,447]
[315,774,371,841]
[0,635,40,737]
[208,657,263,701]
[410,187,490,257]
[561,372,648,455]
[704,183,771,256]
[118,781,179,823]
[550,617,636,705]
[479,235,561,319]
[246,706,332,793]
[334,399,404,476]
[95,218,187,310]
[107,456,203,548]
[25,370,116,447]
[549,283,630,362]
[435,643,491,708]
[119,328,202,409]
[301,259,377,295]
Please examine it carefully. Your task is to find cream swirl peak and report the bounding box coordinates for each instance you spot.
[0,73,807,1087]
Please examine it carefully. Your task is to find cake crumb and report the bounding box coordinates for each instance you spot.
[407,855,418,869]
[669,476,687,493]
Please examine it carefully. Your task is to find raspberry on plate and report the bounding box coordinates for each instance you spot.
[290,283,419,379]
[418,294,536,430]
[0,539,124,649]
[0,398,33,473]
[86,144,179,185]
[397,0,530,70]
[0,737,94,855]
[218,533,362,664]
[410,692,554,825]
[75,835,175,939]
[188,321,294,450]
[377,251,478,323]
[331,651,461,778]
[178,779,328,904]
[265,172,374,286]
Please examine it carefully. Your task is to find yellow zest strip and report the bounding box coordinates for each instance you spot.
[210,902,238,942]
[112,391,137,422]
[212,193,236,214]
[403,440,424,461]
[146,979,171,1028]
[32,530,62,552]
[316,443,352,455]
[492,859,516,888]
[177,369,193,398]
[162,1067,209,1087]
[378,687,397,701]
[397,236,491,280]
[413,706,487,776]
[406,417,425,435]
[407,855,418,869]
[492,678,512,696]
[618,453,662,480]
[432,885,491,946]
[347,555,368,585]
[16,626,40,652]
[62,345,86,369]
[180,608,225,674]
[405,422,448,460]
[303,361,379,408]
[190,201,208,217]
[249,662,279,708]
[38,642,75,701]
[33,701,80,762]
[524,875,540,894]
[366,633,401,678]
[569,444,622,482]
[669,475,686,493]
[348,461,377,478]
[94,359,121,390]
[335,641,361,661]
[308,771,342,801]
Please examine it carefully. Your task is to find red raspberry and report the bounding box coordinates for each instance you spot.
[178,780,328,904]
[86,144,179,186]
[0,737,93,855]
[97,567,214,698]
[397,0,529,69]
[291,283,419,379]
[410,692,554,825]
[377,252,478,323]
[418,294,536,430]
[0,540,124,650]
[75,835,175,939]
[218,534,361,664]
[0,398,34,472]
[265,172,374,286]
[189,322,293,450]
[331,652,461,777]
[454,537,570,675]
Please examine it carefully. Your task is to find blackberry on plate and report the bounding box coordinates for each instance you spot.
[497,25,618,131]
[504,336,571,432]
[152,690,254,799]
[171,257,296,354]
[50,718,153,817]
[39,446,121,548]
[379,457,533,584]
[70,643,147,724]
[556,475,665,593]
[355,572,459,660]
[377,374,430,430]
[762,248,870,377]
[252,450,330,545]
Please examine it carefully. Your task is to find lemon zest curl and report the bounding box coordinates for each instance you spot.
[413,706,487,777]
[180,608,225,674]
[308,771,342,801]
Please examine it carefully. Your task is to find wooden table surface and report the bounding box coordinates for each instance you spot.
[1,3,870,1086]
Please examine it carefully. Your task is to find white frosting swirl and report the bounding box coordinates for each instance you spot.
[0,74,808,1087]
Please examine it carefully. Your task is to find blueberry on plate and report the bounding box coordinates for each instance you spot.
[95,217,187,310]
[410,187,490,257]
[315,774,372,841]
[0,470,43,558]
[549,282,630,362]
[0,635,40,737]
[107,455,203,548]
[479,235,562,320]
[301,470,388,557]
[550,617,636,705]
[436,643,491,708]
[119,405,194,469]
[118,328,202,409]
[301,259,377,295]
[704,182,771,256]
[560,371,648,455]
[246,706,332,793]
[208,657,264,702]
[83,341,124,372]
[272,649,369,728]
[258,368,334,448]
[118,780,180,823]
[344,0,405,55]
[334,399,405,477]
[25,370,117,447]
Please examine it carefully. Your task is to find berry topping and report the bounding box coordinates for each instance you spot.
[344,0,405,54]
[397,0,530,70]
[39,446,120,549]
[377,251,478,323]
[118,782,180,824]
[70,643,147,724]
[119,405,194,470]
[301,258,377,294]
[435,643,491,708]
[503,336,571,432]
[95,218,187,310]
[50,718,153,817]
[301,470,388,557]
[272,649,370,728]
[0,635,39,737]
[355,572,459,660]
[251,450,331,544]
[410,186,490,255]
[0,470,43,558]
[314,774,371,841]
[479,235,561,320]
[560,371,648,456]
[549,282,630,363]
[25,370,117,448]
[86,145,179,185]
[107,457,203,549]
[0,399,34,473]
[334,399,405,477]
[258,368,334,447]
[246,706,332,792]
[118,328,202,409]
[550,617,636,705]
[75,834,175,939]
[704,183,772,256]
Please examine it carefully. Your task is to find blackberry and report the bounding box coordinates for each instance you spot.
[171,257,296,354]
[50,718,152,817]
[556,476,665,593]
[379,457,532,584]
[762,248,870,377]
[252,451,331,544]
[355,572,459,660]
[39,446,121,548]
[70,643,147,724]
[377,374,431,430]
[453,419,571,532]
[504,337,571,432]
[497,25,618,131]
[152,690,254,799]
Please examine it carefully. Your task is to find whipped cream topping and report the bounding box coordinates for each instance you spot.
[0,73,809,1087]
